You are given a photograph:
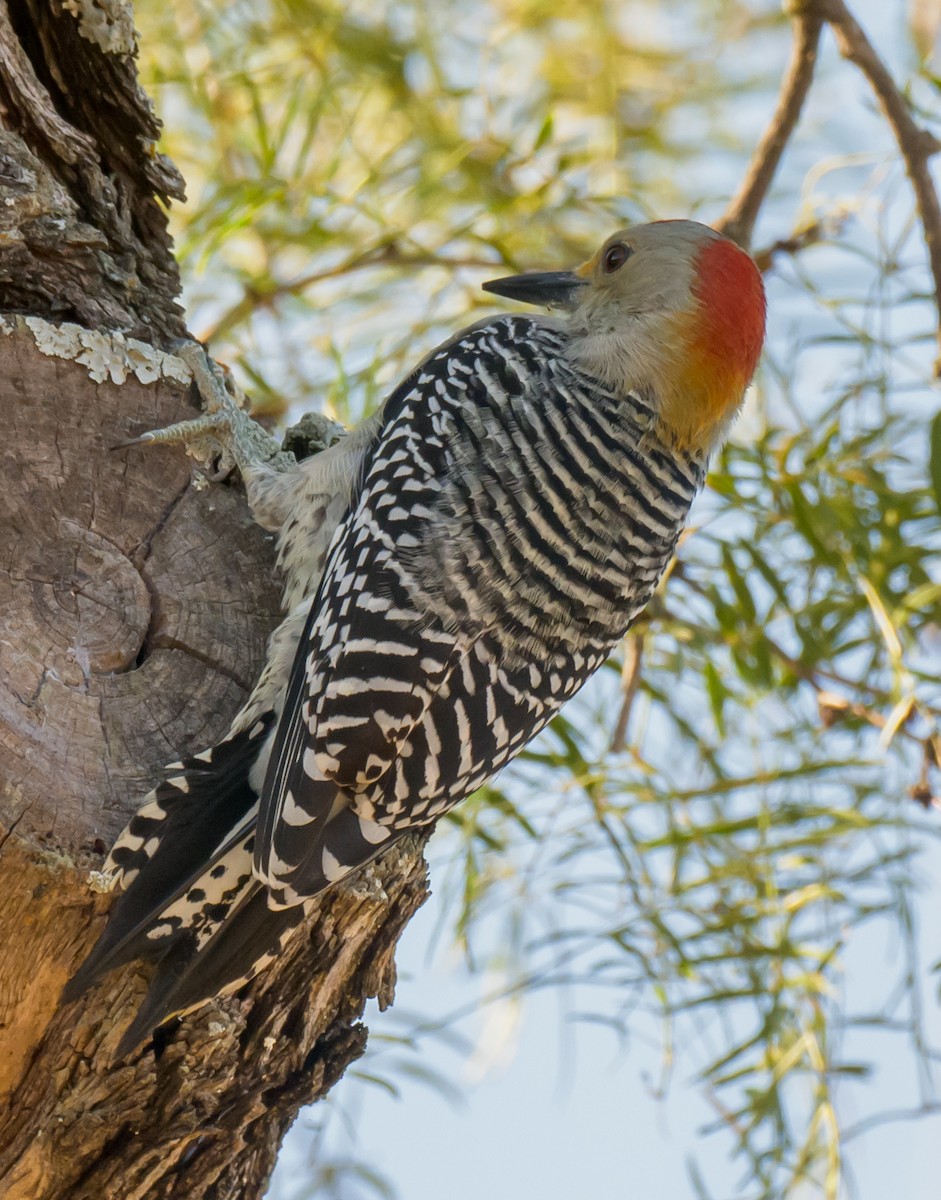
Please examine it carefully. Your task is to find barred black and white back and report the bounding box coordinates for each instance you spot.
[66,312,708,1051]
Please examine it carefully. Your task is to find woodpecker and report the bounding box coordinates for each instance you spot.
[65,219,766,1053]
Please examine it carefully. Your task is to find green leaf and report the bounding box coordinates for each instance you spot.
[704,661,727,736]
[930,410,941,514]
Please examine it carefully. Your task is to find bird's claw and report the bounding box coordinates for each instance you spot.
[111,410,229,453]
[114,340,292,477]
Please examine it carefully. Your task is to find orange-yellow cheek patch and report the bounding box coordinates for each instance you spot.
[670,334,751,439]
[666,239,766,447]
[660,242,766,450]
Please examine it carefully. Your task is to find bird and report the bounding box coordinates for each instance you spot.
[64,218,766,1055]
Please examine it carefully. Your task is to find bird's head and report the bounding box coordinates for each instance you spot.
[483,219,766,454]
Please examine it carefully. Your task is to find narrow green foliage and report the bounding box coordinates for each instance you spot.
[930,410,941,515]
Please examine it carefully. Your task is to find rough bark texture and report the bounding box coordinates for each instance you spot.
[0,6,429,1197]
[0,0,185,337]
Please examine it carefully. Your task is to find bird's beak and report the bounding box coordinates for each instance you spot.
[482,270,588,311]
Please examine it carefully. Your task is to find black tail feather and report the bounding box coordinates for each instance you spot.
[62,823,256,1005]
[63,715,274,1004]
[113,884,307,1058]
[286,802,396,900]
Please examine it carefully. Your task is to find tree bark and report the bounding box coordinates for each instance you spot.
[0,5,428,1197]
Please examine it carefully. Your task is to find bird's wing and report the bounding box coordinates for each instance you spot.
[253,313,667,901]
[253,317,556,885]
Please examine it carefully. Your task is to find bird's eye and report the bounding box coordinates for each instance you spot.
[602,242,632,274]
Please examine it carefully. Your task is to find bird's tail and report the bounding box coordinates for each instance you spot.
[62,713,312,1052]
[111,884,309,1058]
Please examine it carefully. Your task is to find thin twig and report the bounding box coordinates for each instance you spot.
[752,213,848,271]
[717,8,824,249]
[610,632,645,751]
[815,0,941,371]
[843,1100,941,1143]
[197,244,498,343]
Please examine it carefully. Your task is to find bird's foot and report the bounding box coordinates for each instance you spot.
[115,341,295,479]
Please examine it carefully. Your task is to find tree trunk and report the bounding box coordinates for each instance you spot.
[0,5,429,1197]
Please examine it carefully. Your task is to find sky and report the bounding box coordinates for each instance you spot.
[271,885,941,1200]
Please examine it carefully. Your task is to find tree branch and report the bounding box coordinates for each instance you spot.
[720,0,941,374]
[814,0,941,372]
[717,8,823,249]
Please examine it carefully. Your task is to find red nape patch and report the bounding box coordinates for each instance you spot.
[691,238,766,382]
